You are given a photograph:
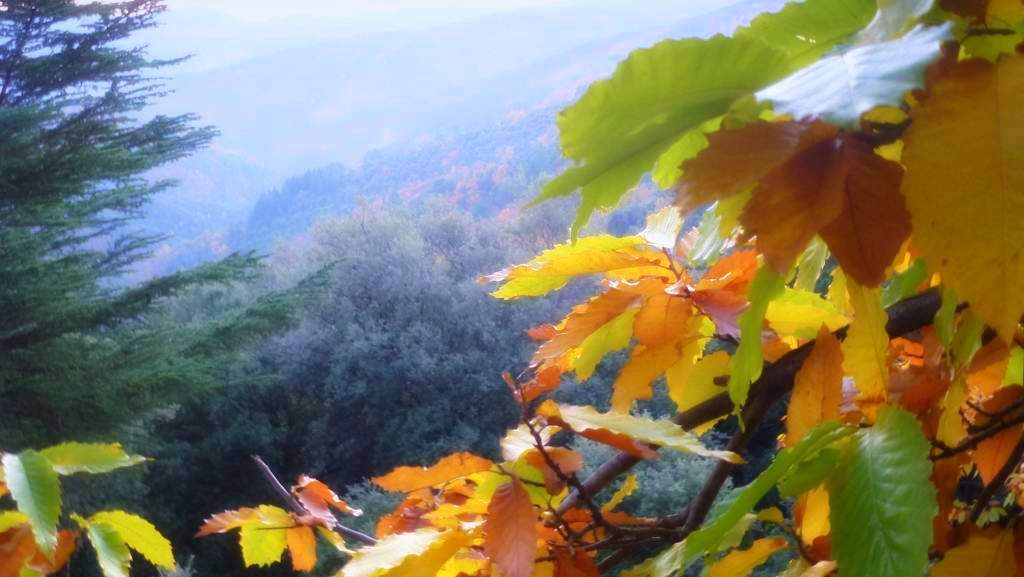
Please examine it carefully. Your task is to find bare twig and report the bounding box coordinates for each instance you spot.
[251,455,378,546]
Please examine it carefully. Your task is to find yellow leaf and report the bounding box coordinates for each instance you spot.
[798,488,830,545]
[612,340,686,412]
[88,511,175,569]
[937,379,969,447]
[902,55,1024,343]
[287,526,317,572]
[931,532,1015,577]
[572,309,638,381]
[0,511,28,533]
[602,474,638,513]
[667,351,730,434]
[841,280,889,403]
[538,401,740,462]
[766,289,848,340]
[340,528,474,577]
[238,505,291,568]
[707,537,788,577]
[787,327,843,446]
[481,235,666,299]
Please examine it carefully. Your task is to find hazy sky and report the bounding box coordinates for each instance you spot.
[167,0,577,24]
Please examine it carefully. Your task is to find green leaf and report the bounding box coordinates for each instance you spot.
[532,35,791,236]
[39,443,146,475]
[728,265,785,408]
[686,421,854,559]
[854,0,935,43]
[829,407,936,577]
[79,517,132,577]
[620,540,698,577]
[778,448,840,497]
[651,117,721,189]
[793,238,830,292]
[935,286,958,347]
[2,451,60,556]
[736,0,878,66]
[881,258,928,307]
[757,24,952,128]
[89,511,175,569]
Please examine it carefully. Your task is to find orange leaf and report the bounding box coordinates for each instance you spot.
[25,530,76,575]
[690,250,759,337]
[611,340,687,412]
[196,507,262,537]
[933,530,1016,577]
[286,526,317,572]
[676,120,839,215]
[373,453,494,493]
[973,387,1024,485]
[524,448,584,495]
[554,550,600,577]
[532,289,639,366]
[968,341,1012,396]
[786,326,843,446]
[293,475,362,529]
[933,455,968,553]
[375,493,434,538]
[484,478,537,577]
[818,136,910,287]
[0,526,36,577]
[0,484,6,498]
[633,293,693,348]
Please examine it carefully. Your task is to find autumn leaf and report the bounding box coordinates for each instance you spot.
[286,526,317,572]
[538,401,740,462]
[729,264,786,408]
[691,250,759,337]
[481,236,668,299]
[972,387,1024,485]
[677,120,837,215]
[633,293,693,348]
[501,424,558,462]
[667,350,730,434]
[531,289,639,370]
[88,511,175,569]
[707,537,788,577]
[485,478,537,577]
[932,531,1016,577]
[554,550,600,577]
[524,448,584,495]
[293,475,363,527]
[841,280,890,405]
[766,288,848,340]
[373,453,494,493]
[787,327,844,446]
[601,474,638,513]
[24,529,77,576]
[0,526,37,577]
[341,528,474,577]
[902,55,1024,343]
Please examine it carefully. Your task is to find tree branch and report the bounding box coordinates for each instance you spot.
[969,434,1024,523]
[559,288,942,515]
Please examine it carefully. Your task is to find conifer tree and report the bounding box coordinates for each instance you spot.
[0,0,278,448]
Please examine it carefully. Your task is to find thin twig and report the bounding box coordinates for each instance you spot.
[251,455,378,546]
[969,435,1024,522]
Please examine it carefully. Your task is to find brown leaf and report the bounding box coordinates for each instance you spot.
[741,137,846,274]
[786,326,843,446]
[523,448,584,495]
[286,526,317,572]
[676,120,839,215]
[373,453,494,493]
[484,479,537,577]
[818,136,910,287]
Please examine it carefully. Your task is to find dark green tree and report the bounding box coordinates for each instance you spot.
[0,0,282,448]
